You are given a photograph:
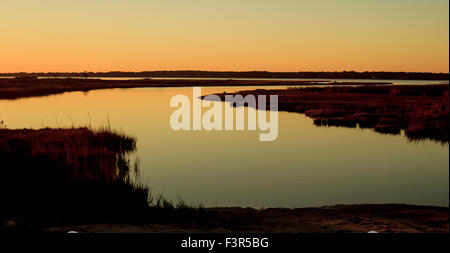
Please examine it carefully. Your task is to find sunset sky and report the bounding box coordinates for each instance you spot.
[0,0,448,73]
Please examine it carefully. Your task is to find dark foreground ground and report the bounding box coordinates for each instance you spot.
[0,128,448,233]
[45,204,449,233]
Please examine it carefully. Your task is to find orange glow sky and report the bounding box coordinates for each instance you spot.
[0,0,448,73]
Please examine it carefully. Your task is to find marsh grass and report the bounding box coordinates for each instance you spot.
[0,127,204,231]
[217,85,449,143]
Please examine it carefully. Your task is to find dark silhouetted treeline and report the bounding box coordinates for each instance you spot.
[1,71,448,80]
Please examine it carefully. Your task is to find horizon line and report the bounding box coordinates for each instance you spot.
[1,70,449,75]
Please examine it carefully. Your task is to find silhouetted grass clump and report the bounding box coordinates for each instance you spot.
[0,127,217,232]
[0,127,151,231]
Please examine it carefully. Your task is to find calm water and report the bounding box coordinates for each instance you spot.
[1,86,448,208]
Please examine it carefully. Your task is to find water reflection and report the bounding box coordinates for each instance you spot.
[0,86,448,208]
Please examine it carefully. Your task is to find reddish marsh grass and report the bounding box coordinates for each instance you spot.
[214,85,449,142]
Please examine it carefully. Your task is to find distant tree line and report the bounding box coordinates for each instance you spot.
[1,71,448,80]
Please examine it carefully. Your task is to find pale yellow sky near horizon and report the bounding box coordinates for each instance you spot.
[0,0,448,73]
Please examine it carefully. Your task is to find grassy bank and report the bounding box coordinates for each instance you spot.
[211,85,449,143]
[0,127,149,231]
[0,77,392,100]
[0,127,226,232]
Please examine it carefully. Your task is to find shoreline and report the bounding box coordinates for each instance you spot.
[0,77,393,100]
[207,85,449,143]
[44,204,449,233]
